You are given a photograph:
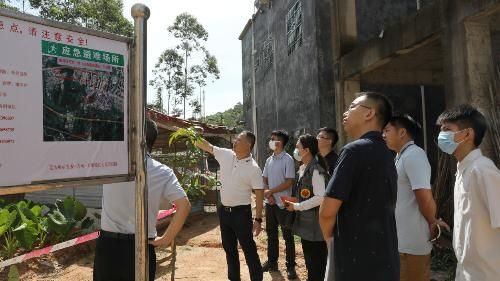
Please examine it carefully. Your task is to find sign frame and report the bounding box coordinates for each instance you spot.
[0,8,135,195]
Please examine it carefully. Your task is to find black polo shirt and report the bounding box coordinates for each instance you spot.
[324,150,339,175]
[325,131,399,281]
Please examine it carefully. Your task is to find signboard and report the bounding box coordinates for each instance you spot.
[0,10,131,188]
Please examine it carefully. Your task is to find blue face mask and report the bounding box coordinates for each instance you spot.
[437,130,465,155]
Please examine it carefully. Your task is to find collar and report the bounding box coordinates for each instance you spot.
[397,141,414,156]
[325,150,337,159]
[272,150,286,159]
[236,153,253,163]
[457,149,482,174]
[360,131,382,139]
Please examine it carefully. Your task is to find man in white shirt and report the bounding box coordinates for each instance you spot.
[436,105,500,281]
[383,114,449,281]
[195,131,264,281]
[93,119,191,281]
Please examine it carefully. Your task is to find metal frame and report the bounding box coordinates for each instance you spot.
[0,8,134,195]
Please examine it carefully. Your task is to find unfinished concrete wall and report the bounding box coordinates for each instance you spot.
[241,0,335,165]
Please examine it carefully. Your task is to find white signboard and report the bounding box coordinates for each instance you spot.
[0,12,130,187]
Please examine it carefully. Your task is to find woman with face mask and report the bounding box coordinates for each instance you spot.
[284,134,329,281]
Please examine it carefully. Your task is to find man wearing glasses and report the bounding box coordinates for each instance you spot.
[320,92,399,281]
[317,127,339,175]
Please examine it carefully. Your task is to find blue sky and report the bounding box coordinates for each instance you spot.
[122,0,255,116]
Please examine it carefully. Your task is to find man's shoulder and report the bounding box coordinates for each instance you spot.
[148,157,174,175]
[404,145,428,159]
[472,155,500,175]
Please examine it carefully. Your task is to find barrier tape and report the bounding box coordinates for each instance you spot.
[0,206,177,268]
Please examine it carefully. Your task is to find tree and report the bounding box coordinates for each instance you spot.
[149,49,184,115]
[166,13,220,119]
[205,102,244,130]
[28,0,133,37]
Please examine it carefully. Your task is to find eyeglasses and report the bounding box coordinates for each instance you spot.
[347,103,372,111]
[316,136,331,140]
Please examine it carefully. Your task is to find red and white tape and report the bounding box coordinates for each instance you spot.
[0,206,177,268]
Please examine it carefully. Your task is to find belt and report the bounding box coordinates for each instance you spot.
[100,230,134,240]
[100,230,156,241]
[220,204,250,213]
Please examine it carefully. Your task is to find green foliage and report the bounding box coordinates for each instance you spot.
[28,0,133,36]
[167,127,219,201]
[205,102,244,130]
[151,13,220,119]
[0,197,96,260]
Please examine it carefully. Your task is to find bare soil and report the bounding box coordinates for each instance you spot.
[0,211,448,280]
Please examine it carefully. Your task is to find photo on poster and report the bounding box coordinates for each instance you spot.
[41,41,125,141]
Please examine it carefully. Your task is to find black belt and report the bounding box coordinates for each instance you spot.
[100,230,155,241]
[220,204,250,213]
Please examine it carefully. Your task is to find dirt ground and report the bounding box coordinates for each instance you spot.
[0,211,448,281]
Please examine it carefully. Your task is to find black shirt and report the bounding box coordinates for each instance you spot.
[325,131,399,281]
[324,150,339,175]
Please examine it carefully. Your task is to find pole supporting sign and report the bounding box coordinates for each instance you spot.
[0,8,133,194]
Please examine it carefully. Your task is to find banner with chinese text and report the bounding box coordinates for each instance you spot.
[0,13,129,187]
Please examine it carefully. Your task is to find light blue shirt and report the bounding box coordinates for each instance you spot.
[262,151,295,207]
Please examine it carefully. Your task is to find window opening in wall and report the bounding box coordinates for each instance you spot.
[286,0,303,55]
[254,34,274,76]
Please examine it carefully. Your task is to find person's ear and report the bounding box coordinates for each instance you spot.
[399,128,407,139]
[364,108,376,122]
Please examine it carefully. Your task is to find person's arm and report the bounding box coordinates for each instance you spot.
[253,189,264,236]
[262,176,276,205]
[195,138,214,155]
[319,197,343,240]
[287,170,323,211]
[404,150,449,237]
[319,147,357,240]
[149,196,191,247]
[267,178,294,195]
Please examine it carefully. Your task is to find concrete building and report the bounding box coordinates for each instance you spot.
[240,0,499,171]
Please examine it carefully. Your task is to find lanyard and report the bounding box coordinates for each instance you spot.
[395,142,414,165]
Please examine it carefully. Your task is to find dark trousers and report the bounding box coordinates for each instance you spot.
[93,232,156,281]
[301,238,327,281]
[265,204,296,268]
[218,205,263,281]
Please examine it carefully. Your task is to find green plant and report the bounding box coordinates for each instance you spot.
[0,197,96,260]
[167,127,220,201]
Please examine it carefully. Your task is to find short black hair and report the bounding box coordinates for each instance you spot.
[271,130,290,146]
[241,130,256,151]
[388,114,422,140]
[146,119,158,152]
[436,104,487,147]
[357,92,393,128]
[318,127,339,147]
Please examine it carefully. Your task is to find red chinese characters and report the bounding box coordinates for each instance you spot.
[54,32,62,42]
[42,29,50,39]
[29,27,37,37]
[0,21,4,30]
[0,104,16,109]
[9,23,21,34]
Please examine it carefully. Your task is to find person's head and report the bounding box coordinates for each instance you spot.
[294,134,319,163]
[233,130,256,156]
[436,105,487,157]
[269,130,289,152]
[146,118,158,153]
[342,92,393,138]
[383,114,421,152]
[317,127,338,152]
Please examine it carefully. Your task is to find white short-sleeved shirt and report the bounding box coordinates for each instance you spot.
[213,146,263,206]
[395,141,433,255]
[101,156,187,238]
[262,151,296,207]
[453,149,500,281]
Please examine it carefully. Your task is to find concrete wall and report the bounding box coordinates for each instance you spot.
[241,0,335,165]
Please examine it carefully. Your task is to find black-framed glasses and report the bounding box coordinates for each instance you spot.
[347,103,372,111]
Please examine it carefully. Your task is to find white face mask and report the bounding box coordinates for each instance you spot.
[293,148,302,161]
[268,140,277,151]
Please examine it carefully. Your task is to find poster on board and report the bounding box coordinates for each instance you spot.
[0,11,130,188]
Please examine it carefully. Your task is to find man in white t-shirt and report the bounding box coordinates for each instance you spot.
[436,105,500,281]
[383,114,449,281]
[195,130,264,281]
[93,119,191,281]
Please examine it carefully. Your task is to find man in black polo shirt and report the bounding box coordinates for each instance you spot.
[317,127,339,175]
[319,92,399,281]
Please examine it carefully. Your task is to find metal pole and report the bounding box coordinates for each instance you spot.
[131,4,150,281]
[251,17,259,161]
[421,86,428,152]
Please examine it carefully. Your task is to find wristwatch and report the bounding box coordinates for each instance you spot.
[254,217,263,223]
